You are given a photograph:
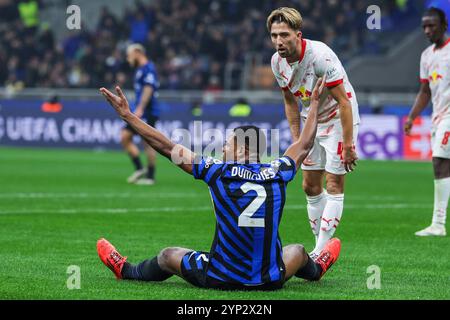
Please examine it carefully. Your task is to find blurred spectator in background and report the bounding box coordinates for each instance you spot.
[0,0,424,91]
[191,101,203,117]
[229,98,252,117]
[130,11,149,44]
[41,95,62,113]
[17,0,41,35]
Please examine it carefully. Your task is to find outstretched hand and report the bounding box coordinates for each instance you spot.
[99,86,131,118]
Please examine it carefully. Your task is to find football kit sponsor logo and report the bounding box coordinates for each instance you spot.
[429,70,443,83]
[295,86,311,101]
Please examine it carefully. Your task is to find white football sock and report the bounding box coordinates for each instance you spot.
[432,177,450,227]
[314,193,344,253]
[306,191,327,244]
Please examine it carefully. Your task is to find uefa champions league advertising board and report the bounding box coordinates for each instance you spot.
[0,99,432,161]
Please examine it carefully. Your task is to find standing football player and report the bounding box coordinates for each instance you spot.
[267,7,359,257]
[404,7,449,237]
[121,43,160,185]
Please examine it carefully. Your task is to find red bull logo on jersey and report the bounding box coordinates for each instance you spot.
[429,70,444,83]
[294,86,311,101]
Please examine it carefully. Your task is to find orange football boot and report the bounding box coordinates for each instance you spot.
[314,238,341,280]
[97,238,127,279]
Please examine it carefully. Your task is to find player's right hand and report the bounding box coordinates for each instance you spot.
[99,86,131,119]
[342,145,358,172]
[404,117,413,136]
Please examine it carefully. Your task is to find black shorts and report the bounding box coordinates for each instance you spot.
[180,251,284,291]
[124,115,158,134]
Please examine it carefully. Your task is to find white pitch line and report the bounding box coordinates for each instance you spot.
[0,192,199,199]
[0,206,212,215]
[0,203,432,215]
[0,192,427,202]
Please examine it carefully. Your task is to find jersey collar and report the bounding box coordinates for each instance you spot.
[288,39,307,66]
[298,38,307,63]
[434,37,450,51]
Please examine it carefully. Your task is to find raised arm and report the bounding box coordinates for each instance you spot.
[284,78,325,169]
[100,86,194,174]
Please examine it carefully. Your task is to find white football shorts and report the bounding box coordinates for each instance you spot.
[431,117,450,159]
[300,118,359,175]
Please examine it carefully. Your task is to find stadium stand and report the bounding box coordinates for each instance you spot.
[0,0,423,91]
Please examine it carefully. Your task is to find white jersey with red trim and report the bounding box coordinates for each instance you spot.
[420,38,450,127]
[271,39,359,124]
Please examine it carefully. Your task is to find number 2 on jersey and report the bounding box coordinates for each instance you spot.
[238,182,266,228]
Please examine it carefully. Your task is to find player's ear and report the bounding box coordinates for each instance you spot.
[297,31,302,39]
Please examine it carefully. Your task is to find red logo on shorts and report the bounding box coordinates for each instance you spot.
[441,132,450,146]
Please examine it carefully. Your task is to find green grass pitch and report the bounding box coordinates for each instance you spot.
[0,146,449,300]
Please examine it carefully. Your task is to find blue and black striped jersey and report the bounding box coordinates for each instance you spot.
[192,156,297,286]
[133,62,160,117]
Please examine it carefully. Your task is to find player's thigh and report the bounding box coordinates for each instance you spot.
[301,129,326,173]
[142,116,158,153]
[142,140,156,154]
[158,247,193,276]
[433,157,450,179]
[121,127,134,143]
[282,244,308,281]
[321,123,359,176]
[299,130,326,195]
[431,120,450,178]
[179,250,211,288]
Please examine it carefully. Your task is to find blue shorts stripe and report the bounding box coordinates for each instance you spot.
[195,254,203,270]
[183,254,192,271]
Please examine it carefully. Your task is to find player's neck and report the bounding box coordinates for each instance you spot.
[138,57,148,67]
[435,34,449,49]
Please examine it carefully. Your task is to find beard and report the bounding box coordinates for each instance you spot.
[277,47,288,57]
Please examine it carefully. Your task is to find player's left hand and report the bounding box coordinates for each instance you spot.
[100,86,131,118]
[404,117,413,136]
[342,145,358,172]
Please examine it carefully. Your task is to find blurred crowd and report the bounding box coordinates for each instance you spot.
[0,0,422,91]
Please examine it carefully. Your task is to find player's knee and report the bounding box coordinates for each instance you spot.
[120,137,128,146]
[121,130,132,146]
[302,181,322,196]
[326,179,344,194]
[297,244,306,257]
[157,247,178,271]
[292,244,307,261]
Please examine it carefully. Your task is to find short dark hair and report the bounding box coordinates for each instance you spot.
[424,7,448,27]
[233,125,266,161]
